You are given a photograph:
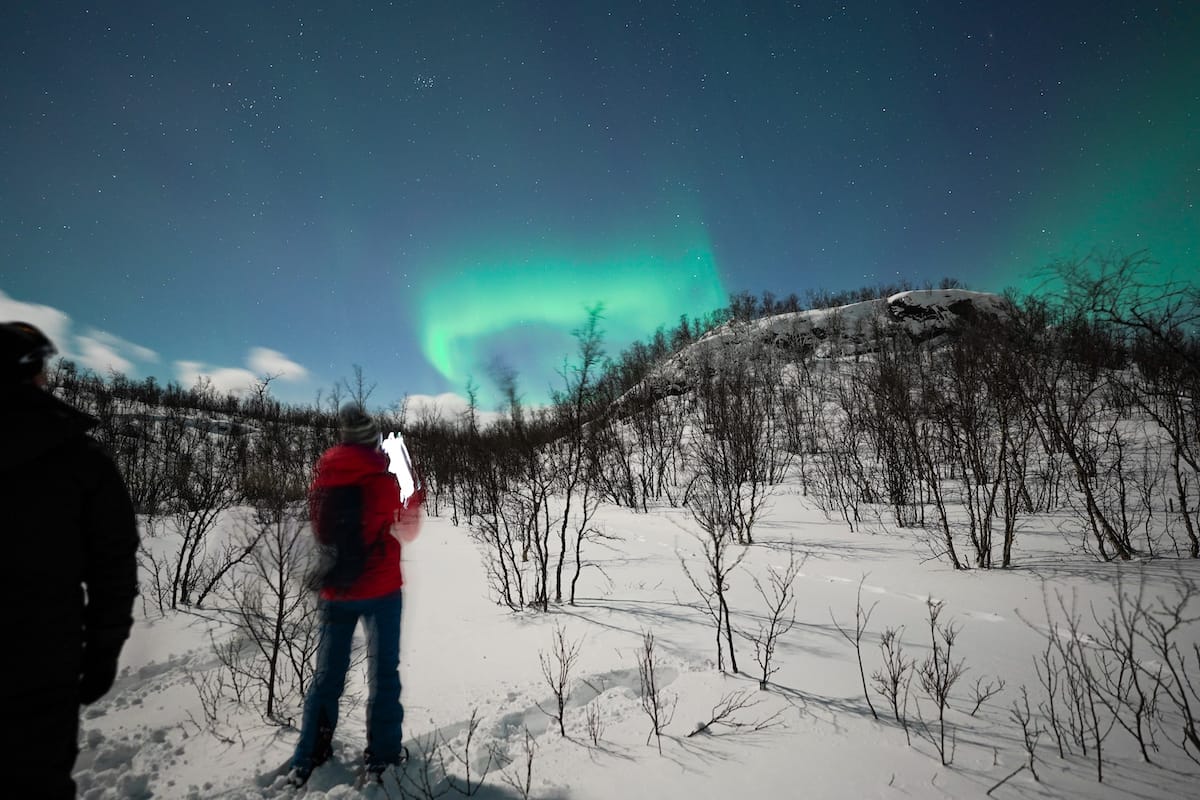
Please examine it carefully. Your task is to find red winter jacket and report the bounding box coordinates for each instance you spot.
[308,442,421,601]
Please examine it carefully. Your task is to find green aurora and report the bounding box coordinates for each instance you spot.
[998,23,1198,295]
[416,240,726,403]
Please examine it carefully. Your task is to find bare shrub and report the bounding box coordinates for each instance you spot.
[1088,575,1164,763]
[688,348,789,545]
[1033,633,1067,759]
[400,731,451,799]
[183,667,238,746]
[538,624,582,737]
[969,675,1006,717]
[163,431,246,608]
[1010,685,1042,782]
[637,630,676,753]
[743,552,804,689]
[216,505,319,723]
[1031,590,1118,781]
[830,575,879,720]
[915,599,965,766]
[584,695,606,746]
[1133,575,1200,764]
[682,480,748,673]
[687,689,786,737]
[445,708,495,796]
[871,626,913,744]
[469,471,530,611]
[550,305,606,606]
[499,727,538,800]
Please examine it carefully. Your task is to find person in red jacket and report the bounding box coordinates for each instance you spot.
[289,403,423,786]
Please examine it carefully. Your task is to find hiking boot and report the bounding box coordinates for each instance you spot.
[363,744,409,781]
[285,765,313,788]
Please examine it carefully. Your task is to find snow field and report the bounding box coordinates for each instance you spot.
[72,482,1200,799]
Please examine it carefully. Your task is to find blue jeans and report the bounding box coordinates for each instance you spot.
[292,590,404,769]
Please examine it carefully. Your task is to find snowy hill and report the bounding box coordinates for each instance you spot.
[639,289,1011,399]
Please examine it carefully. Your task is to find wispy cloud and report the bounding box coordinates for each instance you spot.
[1,289,158,375]
[247,347,309,381]
[3,289,312,398]
[404,392,502,426]
[0,289,72,352]
[175,361,259,395]
[85,328,159,363]
[175,348,311,395]
[75,336,136,376]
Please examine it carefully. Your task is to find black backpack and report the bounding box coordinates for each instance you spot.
[307,484,373,592]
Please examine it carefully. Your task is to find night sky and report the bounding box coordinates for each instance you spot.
[2,1,1197,409]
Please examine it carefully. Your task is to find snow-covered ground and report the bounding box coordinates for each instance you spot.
[75,484,1199,799]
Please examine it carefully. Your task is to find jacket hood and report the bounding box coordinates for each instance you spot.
[315,442,391,487]
[0,383,97,471]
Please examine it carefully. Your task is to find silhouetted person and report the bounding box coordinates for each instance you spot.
[0,322,139,799]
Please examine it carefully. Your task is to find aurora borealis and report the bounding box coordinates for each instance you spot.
[1,2,1197,407]
[417,230,725,396]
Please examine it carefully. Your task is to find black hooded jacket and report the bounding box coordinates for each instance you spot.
[0,383,139,703]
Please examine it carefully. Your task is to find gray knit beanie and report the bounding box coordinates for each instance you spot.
[339,402,380,446]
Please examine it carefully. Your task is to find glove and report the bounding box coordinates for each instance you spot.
[79,645,122,705]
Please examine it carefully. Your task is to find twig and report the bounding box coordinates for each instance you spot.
[986,764,1026,796]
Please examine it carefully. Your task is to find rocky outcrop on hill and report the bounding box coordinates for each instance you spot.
[635,289,1011,401]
